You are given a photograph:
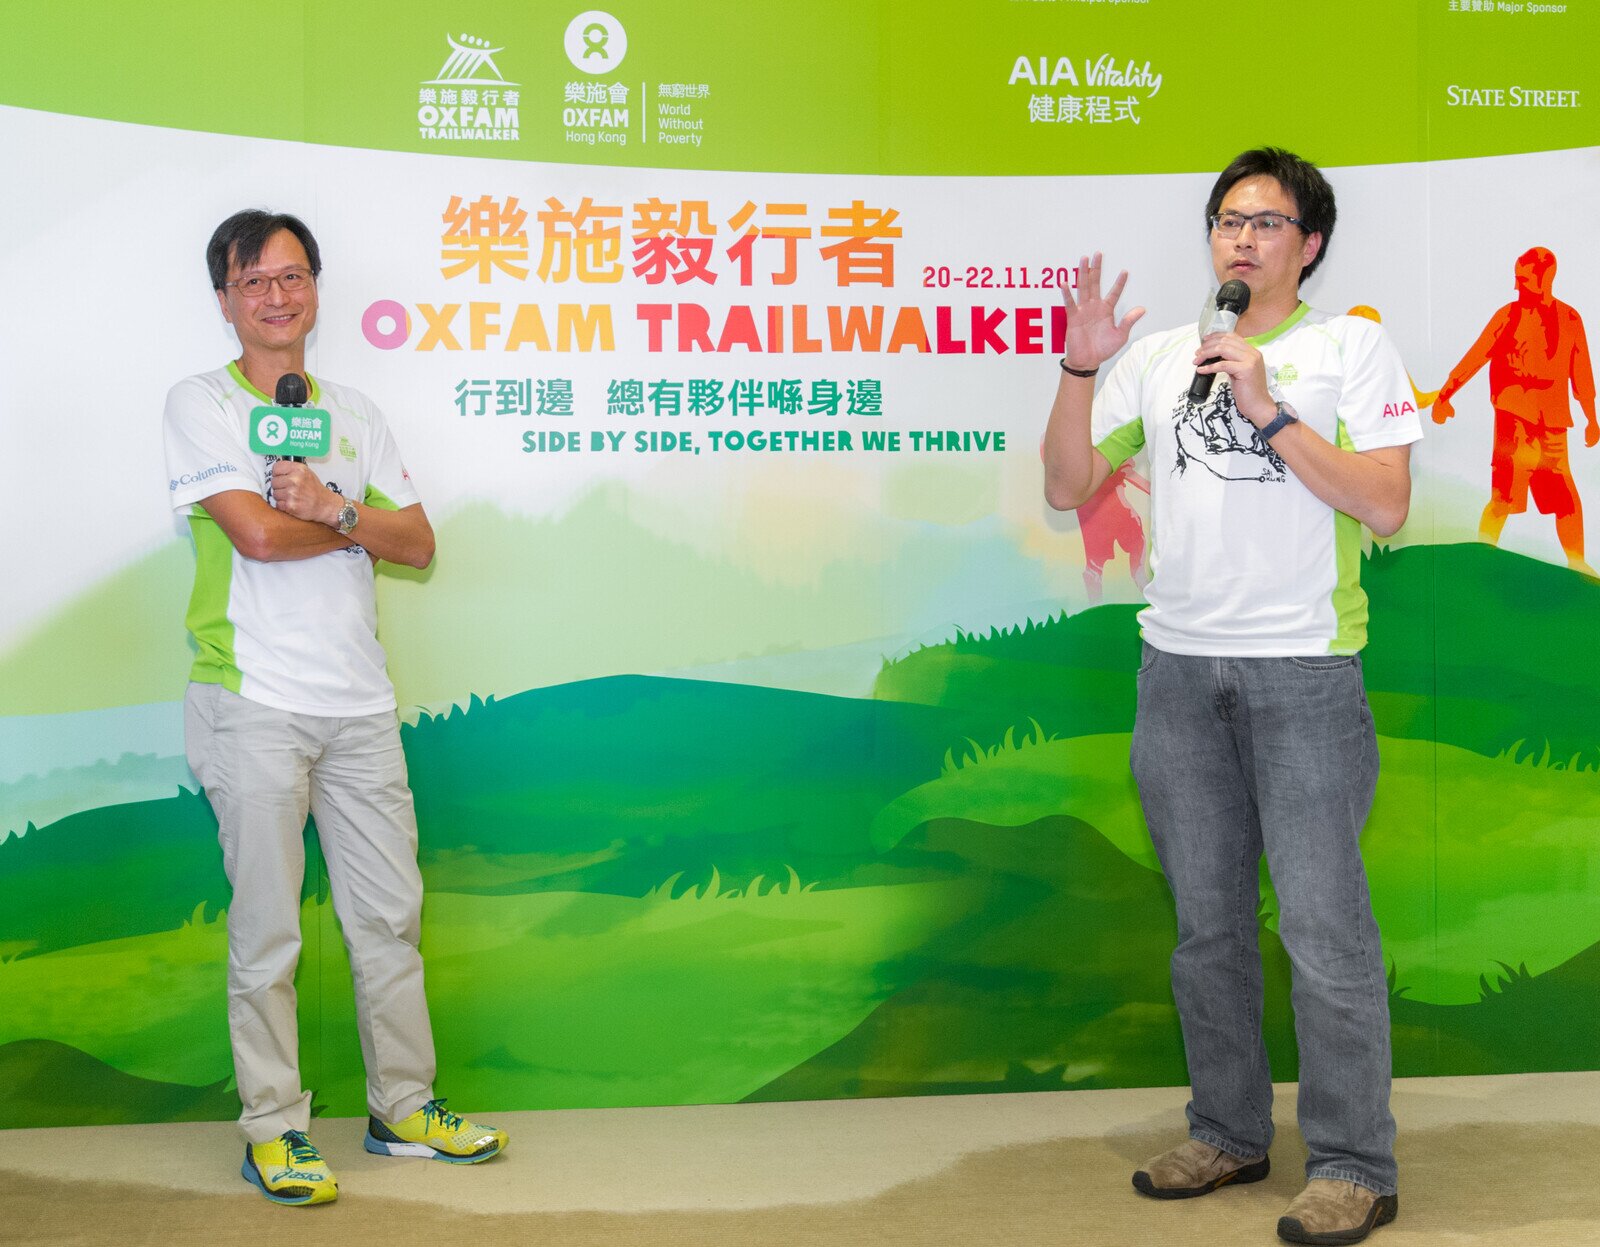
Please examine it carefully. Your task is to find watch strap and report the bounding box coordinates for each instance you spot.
[336,499,359,536]
[1260,402,1299,442]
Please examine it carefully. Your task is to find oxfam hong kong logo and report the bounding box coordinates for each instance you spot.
[564,11,626,74]
[1273,363,1299,386]
[339,436,358,462]
[258,415,289,450]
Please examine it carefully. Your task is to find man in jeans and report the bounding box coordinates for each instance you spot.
[1042,149,1421,1244]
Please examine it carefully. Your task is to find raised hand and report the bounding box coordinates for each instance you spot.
[1061,252,1146,370]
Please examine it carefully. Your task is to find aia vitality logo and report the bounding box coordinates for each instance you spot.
[417,32,521,142]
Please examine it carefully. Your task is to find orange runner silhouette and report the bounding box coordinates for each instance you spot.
[1434,247,1599,574]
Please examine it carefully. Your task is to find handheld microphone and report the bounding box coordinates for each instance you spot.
[275,374,308,462]
[1188,279,1251,403]
[249,374,330,461]
[275,372,308,408]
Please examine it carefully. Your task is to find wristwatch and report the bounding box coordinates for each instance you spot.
[334,499,359,536]
[1260,401,1299,442]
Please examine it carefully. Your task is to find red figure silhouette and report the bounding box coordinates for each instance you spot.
[1434,247,1599,574]
[1077,460,1150,601]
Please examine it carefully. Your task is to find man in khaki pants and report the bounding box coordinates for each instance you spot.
[164,208,506,1206]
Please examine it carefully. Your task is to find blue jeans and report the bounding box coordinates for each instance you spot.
[1129,644,1397,1195]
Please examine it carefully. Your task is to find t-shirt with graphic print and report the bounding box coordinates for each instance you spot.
[1090,303,1423,656]
[163,362,420,716]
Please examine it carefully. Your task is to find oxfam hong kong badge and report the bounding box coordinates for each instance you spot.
[250,405,332,457]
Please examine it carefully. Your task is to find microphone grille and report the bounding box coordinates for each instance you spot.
[275,373,308,406]
[1216,279,1251,313]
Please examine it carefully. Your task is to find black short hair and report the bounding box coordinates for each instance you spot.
[206,210,322,290]
[1205,147,1337,282]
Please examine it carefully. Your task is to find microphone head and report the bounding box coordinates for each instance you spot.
[275,373,308,406]
[1215,279,1251,314]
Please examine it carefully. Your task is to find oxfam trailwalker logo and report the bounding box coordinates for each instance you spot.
[417,32,521,142]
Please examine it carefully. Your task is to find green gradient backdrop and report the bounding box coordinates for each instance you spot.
[2,1,1599,1127]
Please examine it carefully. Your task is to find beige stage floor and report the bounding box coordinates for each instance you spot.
[3,1071,1598,1245]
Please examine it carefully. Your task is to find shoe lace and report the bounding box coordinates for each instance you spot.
[282,1130,321,1168]
[421,1099,464,1133]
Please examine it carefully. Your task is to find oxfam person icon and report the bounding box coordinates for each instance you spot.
[564,11,626,72]
[259,416,287,450]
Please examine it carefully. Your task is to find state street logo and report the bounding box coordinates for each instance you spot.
[417,32,521,142]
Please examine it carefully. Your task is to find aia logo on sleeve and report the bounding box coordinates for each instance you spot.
[1382,401,1416,419]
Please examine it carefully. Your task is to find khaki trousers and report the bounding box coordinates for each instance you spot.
[184,682,436,1142]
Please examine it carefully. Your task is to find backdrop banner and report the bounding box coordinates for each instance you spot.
[2,1,1598,1124]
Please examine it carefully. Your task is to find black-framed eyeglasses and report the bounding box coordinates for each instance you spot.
[224,267,315,298]
[1209,211,1305,238]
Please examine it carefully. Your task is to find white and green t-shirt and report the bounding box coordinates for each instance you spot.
[163,363,420,716]
[1091,304,1423,656]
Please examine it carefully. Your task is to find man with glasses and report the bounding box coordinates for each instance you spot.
[1043,149,1420,1245]
[163,210,506,1206]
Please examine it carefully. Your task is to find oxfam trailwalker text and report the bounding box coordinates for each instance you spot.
[359,192,1067,459]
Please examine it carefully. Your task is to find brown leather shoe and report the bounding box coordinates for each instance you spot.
[1277,1179,1399,1244]
[1131,1138,1270,1199]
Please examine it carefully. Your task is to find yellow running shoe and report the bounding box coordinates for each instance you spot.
[364,1098,507,1164]
[241,1130,338,1205]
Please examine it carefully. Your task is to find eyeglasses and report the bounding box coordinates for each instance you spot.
[224,267,315,298]
[1209,211,1305,238]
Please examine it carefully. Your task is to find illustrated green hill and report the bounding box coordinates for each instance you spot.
[4,540,1600,1125]
[0,751,193,841]
[403,676,966,891]
[874,541,1600,762]
[0,676,965,959]
[0,1039,235,1128]
[749,816,1600,1103]
[0,787,231,959]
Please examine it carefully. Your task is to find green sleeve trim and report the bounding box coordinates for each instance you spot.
[185,511,243,693]
[364,484,400,511]
[1095,418,1145,472]
[1248,302,1311,348]
[1328,418,1369,654]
